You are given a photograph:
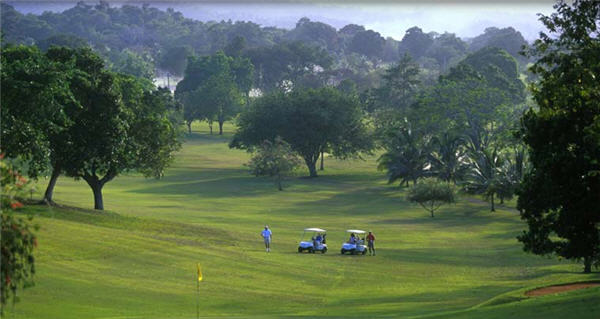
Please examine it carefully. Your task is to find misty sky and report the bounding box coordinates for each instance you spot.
[8,1,556,41]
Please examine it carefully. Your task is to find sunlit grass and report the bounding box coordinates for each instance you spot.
[8,122,599,318]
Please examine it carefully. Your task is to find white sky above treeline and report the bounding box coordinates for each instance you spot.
[8,1,556,41]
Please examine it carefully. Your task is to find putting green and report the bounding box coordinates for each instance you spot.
[7,122,599,318]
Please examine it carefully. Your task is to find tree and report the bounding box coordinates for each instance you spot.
[407,178,456,217]
[429,132,468,184]
[398,27,433,59]
[247,137,302,191]
[377,121,431,186]
[42,47,181,209]
[517,0,600,273]
[0,45,72,180]
[462,146,503,212]
[469,26,529,66]
[231,87,372,177]
[347,30,385,60]
[176,51,251,134]
[369,54,421,113]
[112,48,154,80]
[1,156,37,313]
[245,42,332,92]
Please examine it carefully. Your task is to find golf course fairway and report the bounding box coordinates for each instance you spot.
[7,123,600,318]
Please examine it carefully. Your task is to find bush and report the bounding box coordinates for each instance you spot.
[407,178,456,217]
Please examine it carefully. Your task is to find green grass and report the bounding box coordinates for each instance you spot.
[6,122,600,318]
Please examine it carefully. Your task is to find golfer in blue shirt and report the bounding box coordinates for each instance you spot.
[261,226,272,252]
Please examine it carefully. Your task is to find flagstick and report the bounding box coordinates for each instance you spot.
[196,278,200,319]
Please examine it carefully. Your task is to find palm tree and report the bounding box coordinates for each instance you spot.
[462,146,503,211]
[378,125,431,186]
[429,132,468,184]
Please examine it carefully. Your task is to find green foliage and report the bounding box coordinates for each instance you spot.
[517,0,600,273]
[176,51,250,134]
[0,157,37,312]
[245,41,332,92]
[0,44,73,179]
[469,26,529,65]
[398,26,434,59]
[112,49,154,80]
[247,137,302,190]
[407,178,456,217]
[231,87,373,177]
[347,29,385,59]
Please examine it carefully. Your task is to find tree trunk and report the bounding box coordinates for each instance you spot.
[43,165,61,203]
[82,172,115,211]
[500,196,504,205]
[277,174,283,191]
[187,121,192,134]
[490,193,495,212]
[320,151,324,171]
[208,121,213,135]
[89,182,104,210]
[583,256,592,273]
[218,120,224,135]
[305,158,318,177]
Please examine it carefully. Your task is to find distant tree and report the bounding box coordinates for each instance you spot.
[247,137,302,191]
[426,32,467,70]
[469,26,529,65]
[224,35,246,57]
[517,0,600,273]
[231,87,373,177]
[245,42,332,92]
[370,54,421,112]
[159,45,193,76]
[37,33,88,51]
[287,17,338,50]
[176,51,250,134]
[407,178,456,217]
[348,30,385,60]
[112,49,154,80]
[398,27,434,59]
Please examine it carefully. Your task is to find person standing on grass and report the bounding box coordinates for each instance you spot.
[367,231,376,256]
[261,225,272,252]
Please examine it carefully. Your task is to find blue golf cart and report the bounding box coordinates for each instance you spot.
[298,228,328,253]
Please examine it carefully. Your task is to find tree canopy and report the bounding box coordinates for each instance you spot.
[517,0,600,273]
[231,87,373,177]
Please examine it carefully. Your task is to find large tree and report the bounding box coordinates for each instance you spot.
[517,0,600,273]
[43,47,182,209]
[231,87,372,177]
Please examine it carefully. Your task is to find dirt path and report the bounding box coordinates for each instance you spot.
[525,282,600,297]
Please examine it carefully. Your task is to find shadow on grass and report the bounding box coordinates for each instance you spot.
[22,204,237,246]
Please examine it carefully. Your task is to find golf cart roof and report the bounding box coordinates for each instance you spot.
[346,229,366,234]
[304,227,326,232]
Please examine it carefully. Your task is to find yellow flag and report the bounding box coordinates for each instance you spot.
[197,263,203,282]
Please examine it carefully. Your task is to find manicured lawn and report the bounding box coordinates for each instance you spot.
[7,122,599,318]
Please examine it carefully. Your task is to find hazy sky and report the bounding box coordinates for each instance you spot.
[8,1,556,41]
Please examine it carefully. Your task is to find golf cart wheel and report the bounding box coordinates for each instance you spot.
[322,247,327,254]
[308,248,314,253]
[341,249,345,254]
[298,247,302,253]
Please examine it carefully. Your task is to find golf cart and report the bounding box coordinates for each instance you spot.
[341,229,367,255]
[298,228,328,253]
